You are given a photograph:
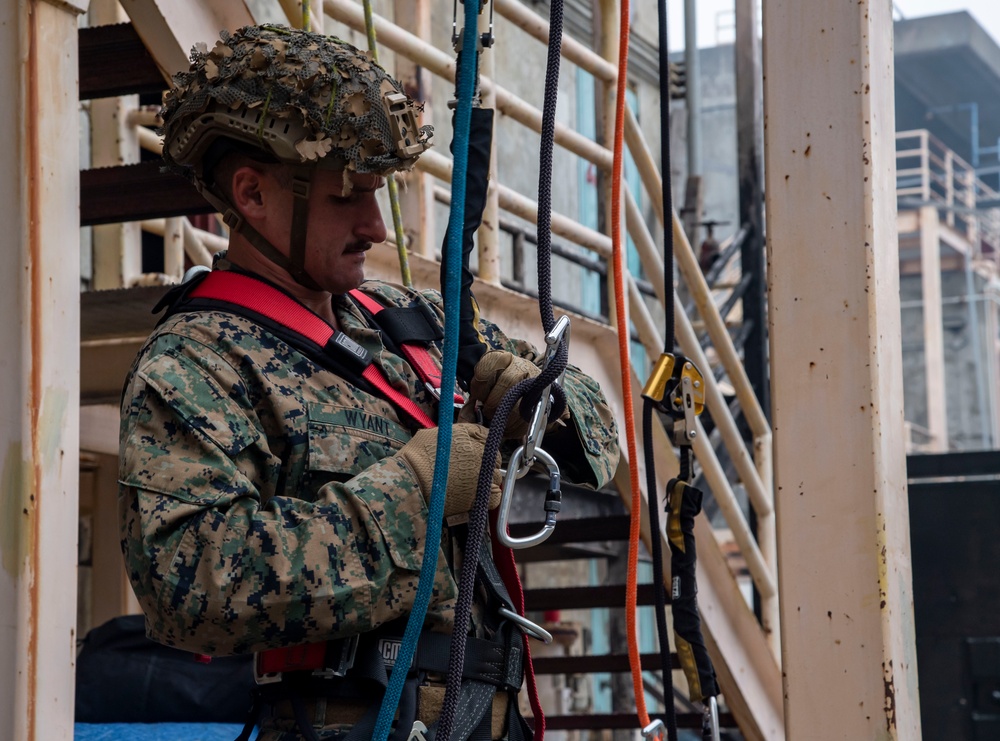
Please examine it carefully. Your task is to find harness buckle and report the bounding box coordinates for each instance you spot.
[424,381,465,409]
[312,634,359,679]
[253,635,359,685]
[408,720,429,741]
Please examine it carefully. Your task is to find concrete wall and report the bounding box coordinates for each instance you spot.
[669,43,741,243]
[901,267,999,451]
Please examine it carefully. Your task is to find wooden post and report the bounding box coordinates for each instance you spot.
[763,0,922,737]
[0,3,88,741]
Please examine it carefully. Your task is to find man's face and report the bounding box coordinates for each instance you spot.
[266,167,389,295]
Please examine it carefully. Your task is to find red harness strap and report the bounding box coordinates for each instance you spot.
[188,271,437,430]
[348,289,465,406]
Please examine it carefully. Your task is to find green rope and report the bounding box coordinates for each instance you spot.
[387,176,413,287]
[256,89,273,142]
[323,78,339,125]
[361,0,413,288]
[302,0,310,31]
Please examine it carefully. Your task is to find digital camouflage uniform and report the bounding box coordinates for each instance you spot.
[123,23,619,741]
[119,268,619,658]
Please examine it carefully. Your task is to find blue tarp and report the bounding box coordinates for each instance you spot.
[75,723,245,740]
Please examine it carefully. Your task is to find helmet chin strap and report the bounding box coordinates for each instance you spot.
[196,171,324,293]
[287,168,321,291]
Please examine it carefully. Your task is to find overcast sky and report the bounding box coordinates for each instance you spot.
[667,1,1000,51]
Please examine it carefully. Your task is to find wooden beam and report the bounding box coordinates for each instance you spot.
[81,160,214,225]
[119,0,256,82]
[79,23,165,100]
[0,2,87,739]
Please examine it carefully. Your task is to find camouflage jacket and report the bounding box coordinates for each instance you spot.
[119,273,619,656]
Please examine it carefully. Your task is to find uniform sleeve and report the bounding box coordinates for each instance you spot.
[416,288,620,489]
[484,327,620,489]
[119,346,455,656]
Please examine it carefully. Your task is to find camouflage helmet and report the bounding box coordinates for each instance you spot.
[159,25,432,291]
[161,24,433,185]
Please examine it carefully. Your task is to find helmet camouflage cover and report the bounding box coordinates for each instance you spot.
[161,24,433,185]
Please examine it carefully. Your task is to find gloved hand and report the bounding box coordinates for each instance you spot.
[395,424,502,517]
[459,350,570,439]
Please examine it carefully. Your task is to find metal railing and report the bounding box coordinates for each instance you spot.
[896,129,1000,263]
[320,0,778,654]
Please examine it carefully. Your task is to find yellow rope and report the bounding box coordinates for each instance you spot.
[362,0,413,288]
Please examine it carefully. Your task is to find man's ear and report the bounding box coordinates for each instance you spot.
[229,165,269,220]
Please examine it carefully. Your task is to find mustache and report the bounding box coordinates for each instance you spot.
[344,241,372,253]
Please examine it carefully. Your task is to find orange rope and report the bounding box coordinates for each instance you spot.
[609,0,650,731]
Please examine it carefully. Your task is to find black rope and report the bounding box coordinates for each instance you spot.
[644,400,679,741]
[515,0,568,422]
[534,0,564,335]
[436,2,569,737]
[435,345,568,740]
[659,0,676,355]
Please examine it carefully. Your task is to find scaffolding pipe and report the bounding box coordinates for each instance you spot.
[163,216,184,280]
[492,0,772,454]
[140,217,216,267]
[324,0,614,171]
[684,0,702,181]
[417,148,613,258]
[477,11,501,285]
[625,190,772,518]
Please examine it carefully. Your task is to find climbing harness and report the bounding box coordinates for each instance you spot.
[157,266,537,741]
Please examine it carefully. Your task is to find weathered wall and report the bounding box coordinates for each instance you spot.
[901,268,999,451]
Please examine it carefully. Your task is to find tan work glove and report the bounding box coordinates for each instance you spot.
[460,350,569,439]
[395,424,502,517]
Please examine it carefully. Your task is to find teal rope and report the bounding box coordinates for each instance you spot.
[370,0,480,737]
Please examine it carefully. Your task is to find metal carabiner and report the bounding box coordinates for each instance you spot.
[498,607,553,644]
[641,719,667,740]
[495,446,560,549]
[702,696,721,741]
[521,315,571,469]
